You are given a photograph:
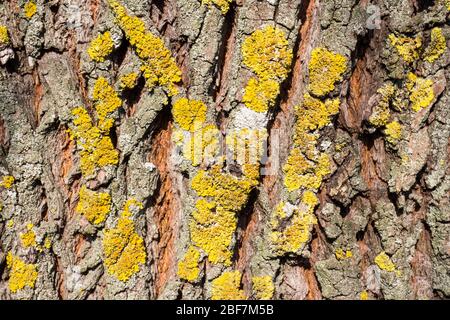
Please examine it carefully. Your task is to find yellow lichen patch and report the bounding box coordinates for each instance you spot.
[284,150,331,192]
[93,77,122,130]
[0,175,15,189]
[119,72,139,89]
[177,245,201,282]
[182,124,219,166]
[360,290,369,300]
[24,1,37,19]
[302,190,319,209]
[243,78,280,113]
[0,26,10,45]
[226,128,267,166]
[406,73,434,112]
[335,248,353,260]
[242,26,292,81]
[424,27,446,63]
[7,220,14,228]
[107,0,181,95]
[202,0,232,14]
[296,94,340,132]
[375,251,397,273]
[172,98,207,132]
[172,129,185,146]
[44,237,52,249]
[190,164,259,265]
[192,164,259,213]
[270,203,317,255]
[211,271,246,300]
[252,276,274,300]
[283,94,339,192]
[20,223,37,248]
[308,47,347,97]
[75,185,111,225]
[6,252,38,293]
[102,200,146,282]
[369,83,396,128]
[385,121,402,144]
[88,32,114,62]
[389,34,422,64]
[70,77,121,175]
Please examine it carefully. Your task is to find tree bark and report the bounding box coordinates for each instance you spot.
[0,0,449,300]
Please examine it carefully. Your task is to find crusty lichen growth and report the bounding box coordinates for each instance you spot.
[75,185,111,225]
[189,163,259,265]
[308,47,347,97]
[243,78,280,113]
[24,1,37,19]
[202,0,232,14]
[70,77,121,175]
[177,245,201,282]
[375,251,398,274]
[406,73,434,112]
[88,32,114,62]
[172,98,207,132]
[270,201,318,254]
[107,0,181,95]
[20,223,37,248]
[388,34,422,64]
[335,248,353,260]
[102,199,146,282]
[241,26,292,112]
[360,290,369,300]
[6,252,38,293]
[276,48,346,256]
[0,175,14,189]
[424,27,446,63]
[385,121,402,144]
[369,83,396,127]
[226,128,267,166]
[283,94,339,192]
[0,26,10,45]
[242,26,292,81]
[119,72,139,89]
[211,271,246,300]
[182,124,219,166]
[252,276,275,300]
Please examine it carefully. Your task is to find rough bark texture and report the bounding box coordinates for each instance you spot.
[0,0,449,300]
